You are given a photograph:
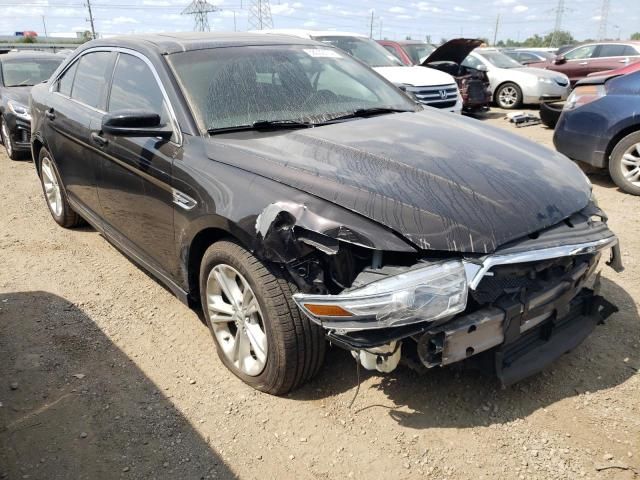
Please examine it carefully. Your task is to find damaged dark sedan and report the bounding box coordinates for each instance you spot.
[30,33,622,395]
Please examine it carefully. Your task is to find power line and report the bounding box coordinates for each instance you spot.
[248,0,273,30]
[597,0,610,40]
[181,0,219,32]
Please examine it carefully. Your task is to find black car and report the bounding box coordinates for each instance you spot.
[554,70,640,195]
[30,33,622,394]
[0,51,62,159]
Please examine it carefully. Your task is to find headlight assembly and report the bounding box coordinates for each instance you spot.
[538,77,553,84]
[7,100,31,121]
[293,261,468,331]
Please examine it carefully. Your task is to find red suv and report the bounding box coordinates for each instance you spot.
[528,42,640,86]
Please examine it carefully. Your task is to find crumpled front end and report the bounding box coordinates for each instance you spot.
[292,203,623,386]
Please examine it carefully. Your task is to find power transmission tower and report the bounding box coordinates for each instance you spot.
[549,0,567,47]
[248,0,273,30]
[598,0,610,40]
[85,0,96,39]
[492,14,500,46]
[182,0,219,32]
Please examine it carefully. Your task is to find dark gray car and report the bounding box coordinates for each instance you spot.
[29,33,622,394]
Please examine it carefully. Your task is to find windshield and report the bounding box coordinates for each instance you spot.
[1,58,62,87]
[312,36,404,68]
[478,51,523,69]
[169,45,417,132]
[403,43,436,65]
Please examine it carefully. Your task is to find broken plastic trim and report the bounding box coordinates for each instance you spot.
[464,235,620,290]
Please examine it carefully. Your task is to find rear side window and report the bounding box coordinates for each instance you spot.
[623,45,639,56]
[596,44,628,58]
[71,52,113,109]
[108,53,169,124]
[57,61,78,96]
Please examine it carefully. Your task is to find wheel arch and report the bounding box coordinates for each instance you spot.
[493,80,521,97]
[604,124,640,166]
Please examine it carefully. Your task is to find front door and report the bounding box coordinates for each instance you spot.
[94,51,178,274]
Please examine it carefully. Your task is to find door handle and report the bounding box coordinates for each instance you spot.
[579,62,589,65]
[45,108,56,120]
[620,58,630,63]
[91,132,108,147]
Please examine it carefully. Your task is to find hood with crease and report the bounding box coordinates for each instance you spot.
[421,38,483,66]
[1,86,31,107]
[205,110,590,254]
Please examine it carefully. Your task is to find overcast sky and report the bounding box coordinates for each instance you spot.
[1,0,638,43]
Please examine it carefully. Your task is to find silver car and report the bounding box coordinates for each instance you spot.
[462,48,570,109]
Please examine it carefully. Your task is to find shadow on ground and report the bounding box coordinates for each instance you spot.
[0,291,235,480]
[293,277,638,429]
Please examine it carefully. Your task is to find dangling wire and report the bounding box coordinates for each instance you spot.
[348,354,361,409]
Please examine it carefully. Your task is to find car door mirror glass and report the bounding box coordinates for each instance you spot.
[554,55,566,65]
[102,110,172,139]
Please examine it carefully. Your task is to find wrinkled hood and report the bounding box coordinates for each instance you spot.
[205,110,590,254]
[374,65,456,87]
[1,86,31,107]
[422,38,483,66]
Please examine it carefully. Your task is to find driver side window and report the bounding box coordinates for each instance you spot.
[564,45,596,60]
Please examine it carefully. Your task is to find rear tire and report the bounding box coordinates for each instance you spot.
[609,131,640,196]
[0,115,22,161]
[199,240,326,395]
[495,82,522,109]
[37,148,82,227]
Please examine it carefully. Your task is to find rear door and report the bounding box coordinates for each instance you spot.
[94,51,179,274]
[46,51,116,219]
[590,44,640,74]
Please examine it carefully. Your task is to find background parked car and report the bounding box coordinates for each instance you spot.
[462,48,570,109]
[527,42,640,86]
[586,60,640,78]
[504,49,556,66]
[379,39,492,112]
[0,51,62,159]
[258,30,463,113]
[554,70,640,195]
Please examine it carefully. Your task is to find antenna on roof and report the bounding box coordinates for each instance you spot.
[182,0,220,32]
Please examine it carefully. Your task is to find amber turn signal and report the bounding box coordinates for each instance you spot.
[302,304,353,317]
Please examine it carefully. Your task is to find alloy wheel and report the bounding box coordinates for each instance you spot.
[498,86,518,108]
[1,120,12,157]
[206,264,268,376]
[620,143,640,187]
[41,157,63,217]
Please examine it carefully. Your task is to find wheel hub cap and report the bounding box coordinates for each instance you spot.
[41,157,62,217]
[621,143,640,187]
[499,87,517,106]
[206,264,268,376]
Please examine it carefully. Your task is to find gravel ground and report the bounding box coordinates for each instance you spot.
[1,109,638,480]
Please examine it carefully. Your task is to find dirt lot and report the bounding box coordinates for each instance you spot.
[1,109,638,480]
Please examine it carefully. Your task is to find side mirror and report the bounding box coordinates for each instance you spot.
[102,110,173,139]
[554,55,567,65]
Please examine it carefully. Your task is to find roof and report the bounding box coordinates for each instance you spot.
[254,29,367,39]
[0,50,63,61]
[81,32,322,55]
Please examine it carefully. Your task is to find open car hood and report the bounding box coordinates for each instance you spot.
[421,38,483,66]
[206,110,590,254]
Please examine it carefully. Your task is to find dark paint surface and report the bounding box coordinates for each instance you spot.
[30,33,593,301]
[207,109,590,253]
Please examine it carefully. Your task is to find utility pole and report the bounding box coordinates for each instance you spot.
[248,0,273,30]
[85,0,96,39]
[182,0,219,31]
[370,10,374,39]
[41,15,48,38]
[379,18,383,39]
[492,13,500,46]
[233,11,237,32]
[598,0,610,40]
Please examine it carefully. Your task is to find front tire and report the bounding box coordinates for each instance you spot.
[199,241,326,395]
[0,115,22,160]
[609,131,640,196]
[495,82,522,109]
[37,148,82,227]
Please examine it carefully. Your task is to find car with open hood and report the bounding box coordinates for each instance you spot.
[30,33,622,395]
[0,51,63,159]
[255,29,463,114]
[462,48,571,109]
[379,38,491,112]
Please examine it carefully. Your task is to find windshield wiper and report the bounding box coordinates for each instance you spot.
[325,107,413,123]
[208,119,314,135]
